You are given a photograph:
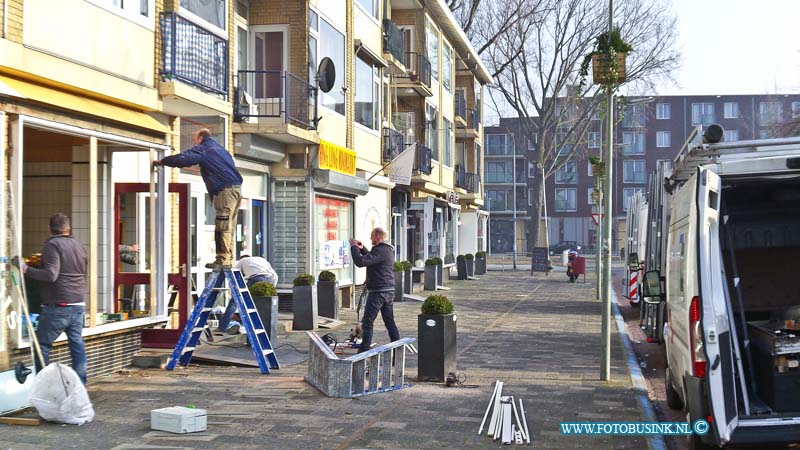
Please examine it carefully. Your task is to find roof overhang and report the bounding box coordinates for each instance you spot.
[426,0,494,85]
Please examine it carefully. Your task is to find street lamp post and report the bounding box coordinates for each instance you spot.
[600,0,614,383]
[510,134,518,269]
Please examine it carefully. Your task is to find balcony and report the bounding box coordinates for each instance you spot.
[456,107,481,139]
[393,52,432,97]
[454,91,467,126]
[414,143,433,175]
[159,12,231,115]
[455,165,479,192]
[383,127,405,162]
[232,70,319,144]
[383,19,406,72]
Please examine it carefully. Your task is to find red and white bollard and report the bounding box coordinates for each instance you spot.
[629,269,639,305]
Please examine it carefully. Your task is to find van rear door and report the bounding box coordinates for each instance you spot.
[696,167,740,444]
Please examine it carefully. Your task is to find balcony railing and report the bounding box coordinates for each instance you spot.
[235,70,318,129]
[161,12,228,96]
[405,52,432,89]
[383,19,406,66]
[455,165,479,192]
[415,143,433,175]
[383,127,405,162]
[467,108,481,131]
[455,91,467,120]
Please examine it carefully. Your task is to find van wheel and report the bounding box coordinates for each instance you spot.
[687,412,716,450]
[665,367,684,410]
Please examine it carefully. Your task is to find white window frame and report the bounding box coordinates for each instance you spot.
[178,0,229,36]
[724,102,739,119]
[442,42,453,93]
[527,134,538,150]
[691,103,715,125]
[85,0,157,29]
[792,101,800,119]
[622,132,645,155]
[656,103,670,120]
[355,0,380,21]
[587,188,596,205]
[587,131,600,148]
[309,10,347,117]
[442,117,453,167]
[656,131,671,148]
[759,101,783,125]
[425,17,439,81]
[355,56,381,132]
[528,161,536,178]
[587,161,593,177]
[528,189,534,206]
[555,161,577,184]
[623,159,646,184]
[554,188,577,212]
[724,129,739,142]
[623,188,641,212]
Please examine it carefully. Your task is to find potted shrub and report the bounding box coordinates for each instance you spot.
[579,26,633,92]
[475,251,487,275]
[465,253,475,278]
[402,260,413,295]
[456,255,467,280]
[418,295,456,382]
[424,258,438,291]
[317,270,339,319]
[589,156,606,179]
[250,281,279,346]
[394,261,407,302]
[433,257,444,286]
[292,274,317,330]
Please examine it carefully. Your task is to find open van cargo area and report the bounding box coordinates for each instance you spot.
[721,175,800,415]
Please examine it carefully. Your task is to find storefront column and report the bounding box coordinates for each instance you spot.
[89,136,98,327]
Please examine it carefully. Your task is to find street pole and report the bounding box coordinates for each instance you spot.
[596,169,602,301]
[600,0,614,383]
[511,134,518,269]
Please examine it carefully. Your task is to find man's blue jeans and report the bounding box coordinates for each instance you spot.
[35,305,87,385]
[218,275,277,332]
[359,290,401,352]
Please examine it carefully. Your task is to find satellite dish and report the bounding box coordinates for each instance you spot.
[317,57,336,93]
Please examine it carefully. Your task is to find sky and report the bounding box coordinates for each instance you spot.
[656,0,800,95]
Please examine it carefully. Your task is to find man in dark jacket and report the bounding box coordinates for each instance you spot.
[154,128,243,268]
[14,213,88,384]
[350,227,400,353]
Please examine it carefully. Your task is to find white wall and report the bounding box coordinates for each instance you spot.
[353,184,389,284]
[460,211,479,255]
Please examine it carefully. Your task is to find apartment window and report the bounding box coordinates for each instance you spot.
[792,102,800,118]
[657,160,673,172]
[528,189,534,206]
[443,44,453,93]
[691,103,715,126]
[656,131,671,148]
[90,0,154,24]
[486,161,512,183]
[528,161,536,178]
[591,109,600,120]
[426,18,439,81]
[588,132,600,148]
[656,103,670,119]
[587,188,597,205]
[724,129,739,142]
[426,104,439,160]
[587,161,594,177]
[556,132,574,157]
[622,104,646,128]
[356,0,379,18]
[759,129,771,139]
[623,160,646,184]
[355,57,380,130]
[317,17,346,115]
[528,134,538,149]
[760,101,783,125]
[555,161,577,184]
[555,188,577,212]
[443,118,453,167]
[623,188,642,212]
[622,132,645,155]
[487,189,512,211]
[181,0,226,30]
[724,102,739,119]
[486,134,513,155]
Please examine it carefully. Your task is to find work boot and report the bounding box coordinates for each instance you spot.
[226,324,240,335]
[205,259,231,270]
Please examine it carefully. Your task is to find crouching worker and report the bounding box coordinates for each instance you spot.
[350,227,400,353]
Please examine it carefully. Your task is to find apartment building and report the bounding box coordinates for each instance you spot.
[0,0,490,400]
[486,94,800,255]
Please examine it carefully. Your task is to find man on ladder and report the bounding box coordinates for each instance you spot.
[154,128,243,269]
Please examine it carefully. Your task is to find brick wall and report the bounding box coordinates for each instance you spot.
[3,0,23,43]
[249,0,308,78]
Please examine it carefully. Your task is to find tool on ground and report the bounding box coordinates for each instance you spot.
[479,380,530,445]
[445,371,479,388]
[166,268,279,374]
[349,287,368,344]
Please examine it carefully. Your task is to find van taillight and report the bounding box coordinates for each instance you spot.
[690,296,707,378]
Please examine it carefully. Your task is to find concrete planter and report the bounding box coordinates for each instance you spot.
[404,268,412,294]
[292,285,318,330]
[317,280,339,319]
[466,259,474,278]
[475,257,486,275]
[424,265,438,291]
[394,271,405,302]
[253,295,279,346]
[418,313,457,382]
[456,259,467,280]
[436,264,444,286]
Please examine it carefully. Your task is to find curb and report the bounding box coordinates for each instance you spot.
[611,288,668,450]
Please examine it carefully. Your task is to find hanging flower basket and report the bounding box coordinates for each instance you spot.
[591,189,603,203]
[592,52,627,85]
[591,161,606,178]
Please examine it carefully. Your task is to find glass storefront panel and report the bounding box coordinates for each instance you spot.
[314,196,353,284]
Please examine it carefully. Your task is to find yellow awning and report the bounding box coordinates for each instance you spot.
[0,75,169,134]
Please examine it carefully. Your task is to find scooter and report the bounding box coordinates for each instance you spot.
[566,249,579,283]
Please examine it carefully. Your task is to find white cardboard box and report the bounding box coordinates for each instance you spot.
[151,406,207,434]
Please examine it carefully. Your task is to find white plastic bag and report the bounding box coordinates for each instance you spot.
[29,363,95,425]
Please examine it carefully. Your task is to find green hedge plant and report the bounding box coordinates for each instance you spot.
[475,251,486,258]
[318,270,336,282]
[456,254,466,262]
[250,281,277,297]
[425,258,438,266]
[293,274,315,286]
[421,295,454,315]
[394,261,406,272]
[401,261,413,271]
[465,253,474,260]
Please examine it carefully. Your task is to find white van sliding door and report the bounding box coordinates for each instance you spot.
[697,167,739,443]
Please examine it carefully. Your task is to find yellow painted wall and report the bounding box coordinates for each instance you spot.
[353,126,382,172]
[353,2,382,58]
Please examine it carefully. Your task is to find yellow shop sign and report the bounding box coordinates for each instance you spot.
[319,140,357,176]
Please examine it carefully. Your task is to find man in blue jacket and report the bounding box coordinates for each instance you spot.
[350,227,400,353]
[154,129,243,268]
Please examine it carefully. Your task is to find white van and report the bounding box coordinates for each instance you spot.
[650,126,800,448]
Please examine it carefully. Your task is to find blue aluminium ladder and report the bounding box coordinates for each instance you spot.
[166,268,280,374]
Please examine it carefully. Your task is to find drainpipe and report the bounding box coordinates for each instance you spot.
[2,0,7,38]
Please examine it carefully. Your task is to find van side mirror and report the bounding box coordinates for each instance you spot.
[642,270,662,298]
[627,252,640,270]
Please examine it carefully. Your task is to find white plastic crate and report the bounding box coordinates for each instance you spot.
[150,406,207,434]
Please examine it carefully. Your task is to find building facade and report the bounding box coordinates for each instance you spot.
[0,0,490,403]
[487,94,800,255]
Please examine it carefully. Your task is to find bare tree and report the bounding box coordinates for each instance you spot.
[454,0,679,252]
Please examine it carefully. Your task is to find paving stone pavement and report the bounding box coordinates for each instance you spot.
[1,270,650,449]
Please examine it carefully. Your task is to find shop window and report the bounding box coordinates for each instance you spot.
[314,196,353,284]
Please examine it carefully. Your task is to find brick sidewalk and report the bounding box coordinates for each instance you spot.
[0,271,649,450]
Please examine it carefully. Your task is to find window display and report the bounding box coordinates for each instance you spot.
[314,196,353,284]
